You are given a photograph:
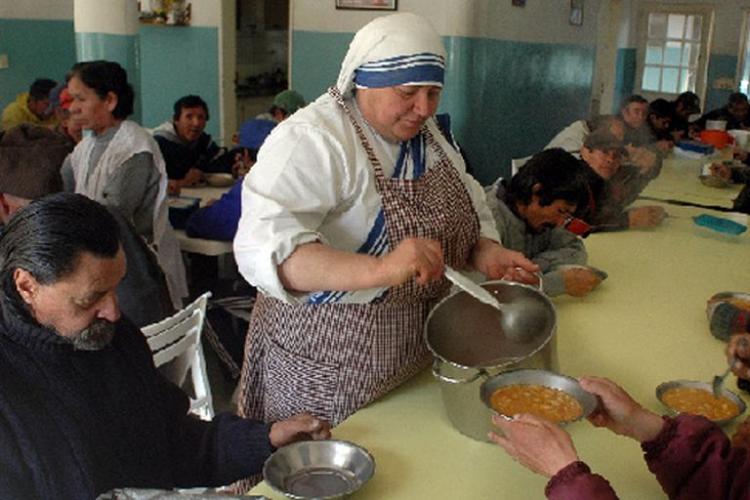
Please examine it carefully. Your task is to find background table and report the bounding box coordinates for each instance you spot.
[174,185,234,256]
[641,154,742,209]
[249,201,750,499]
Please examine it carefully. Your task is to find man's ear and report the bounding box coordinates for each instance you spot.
[531,182,543,195]
[105,91,119,114]
[13,268,39,306]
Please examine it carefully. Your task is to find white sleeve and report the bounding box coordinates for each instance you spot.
[463,173,501,243]
[233,124,351,302]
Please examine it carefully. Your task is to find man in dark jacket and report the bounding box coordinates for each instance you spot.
[0,193,330,499]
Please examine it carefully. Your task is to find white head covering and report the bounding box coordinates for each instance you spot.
[335,13,447,98]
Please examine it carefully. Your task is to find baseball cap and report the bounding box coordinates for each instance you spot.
[583,128,625,152]
[272,90,305,115]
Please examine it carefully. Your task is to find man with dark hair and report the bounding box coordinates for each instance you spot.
[699,92,750,130]
[647,98,674,150]
[0,192,330,498]
[153,95,227,193]
[1,78,58,131]
[486,148,602,297]
[670,91,701,140]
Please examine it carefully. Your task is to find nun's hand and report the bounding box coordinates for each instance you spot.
[471,238,538,284]
[378,237,444,286]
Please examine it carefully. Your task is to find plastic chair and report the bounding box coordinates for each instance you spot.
[142,292,214,420]
[510,156,531,177]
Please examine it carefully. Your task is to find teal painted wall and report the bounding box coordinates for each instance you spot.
[291,30,595,184]
[76,32,141,123]
[705,54,738,112]
[0,19,76,113]
[614,47,636,112]
[138,25,220,139]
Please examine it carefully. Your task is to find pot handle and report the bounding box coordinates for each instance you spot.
[432,358,488,384]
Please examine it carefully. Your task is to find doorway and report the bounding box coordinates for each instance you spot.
[235,0,290,124]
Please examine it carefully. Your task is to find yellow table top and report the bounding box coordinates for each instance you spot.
[249,202,750,500]
[641,155,742,209]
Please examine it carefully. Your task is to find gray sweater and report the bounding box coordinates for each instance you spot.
[485,181,587,296]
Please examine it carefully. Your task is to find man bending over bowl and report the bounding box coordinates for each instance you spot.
[486,148,603,297]
[0,193,330,499]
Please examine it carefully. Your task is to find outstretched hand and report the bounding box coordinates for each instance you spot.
[269,413,331,448]
[489,413,578,478]
[579,376,664,443]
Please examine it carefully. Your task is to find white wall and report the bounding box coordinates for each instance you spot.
[292,0,600,45]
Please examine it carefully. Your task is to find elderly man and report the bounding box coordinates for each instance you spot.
[153,95,226,194]
[0,193,330,499]
[1,79,58,131]
[578,128,666,231]
[486,148,603,297]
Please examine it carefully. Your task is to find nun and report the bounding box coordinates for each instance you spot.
[234,12,538,427]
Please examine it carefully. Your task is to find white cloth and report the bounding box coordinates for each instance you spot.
[70,120,188,308]
[336,12,446,98]
[545,119,590,153]
[233,96,499,303]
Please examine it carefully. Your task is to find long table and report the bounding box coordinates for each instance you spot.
[640,154,743,209]
[249,200,750,499]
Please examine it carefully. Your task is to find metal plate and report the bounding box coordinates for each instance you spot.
[655,379,747,425]
[264,440,375,499]
[479,368,597,424]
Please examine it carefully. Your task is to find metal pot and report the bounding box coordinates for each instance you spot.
[425,280,557,441]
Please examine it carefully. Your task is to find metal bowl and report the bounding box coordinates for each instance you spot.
[263,440,375,499]
[656,379,747,426]
[205,173,235,187]
[554,264,608,281]
[699,174,730,188]
[480,369,597,424]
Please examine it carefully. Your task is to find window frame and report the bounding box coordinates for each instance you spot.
[736,9,750,95]
[634,3,714,103]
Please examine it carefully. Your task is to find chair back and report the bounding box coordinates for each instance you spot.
[142,292,214,420]
[510,156,532,177]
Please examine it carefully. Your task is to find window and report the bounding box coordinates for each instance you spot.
[636,5,713,101]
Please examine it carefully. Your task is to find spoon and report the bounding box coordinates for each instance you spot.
[712,362,733,398]
[443,266,545,342]
[713,337,749,397]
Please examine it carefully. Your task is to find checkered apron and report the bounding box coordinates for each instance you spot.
[238,87,480,428]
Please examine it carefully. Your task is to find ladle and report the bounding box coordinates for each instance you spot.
[443,266,546,342]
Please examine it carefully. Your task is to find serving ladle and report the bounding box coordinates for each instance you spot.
[443,266,546,342]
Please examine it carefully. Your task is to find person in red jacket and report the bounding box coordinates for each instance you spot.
[489,349,750,499]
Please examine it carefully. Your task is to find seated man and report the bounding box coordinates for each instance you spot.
[669,91,701,140]
[578,128,666,231]
[0,124,70,228]
[255,89,306,123]
[0,193,330,498]
[153,95,225,194]
[186,118,277,241]
[1,78,58,131]
[0,124,171,328]
[486,148,603,297]
[699,92,750,130]
[646,98,674,151]
[545,114,625,153]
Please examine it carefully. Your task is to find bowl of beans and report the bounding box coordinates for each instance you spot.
[656,380,746,425]
[480,369,597,425]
